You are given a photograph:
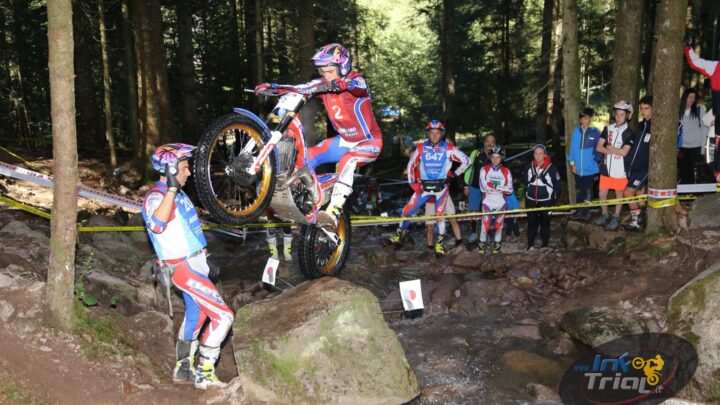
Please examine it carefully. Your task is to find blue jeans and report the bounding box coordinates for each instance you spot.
[468,187,482,212]
[575,174,595,215]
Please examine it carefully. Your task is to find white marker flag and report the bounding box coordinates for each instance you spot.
[399,279,424,311]
[262,258,279,286]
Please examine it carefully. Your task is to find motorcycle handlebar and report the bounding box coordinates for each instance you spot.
[248,84,331,97]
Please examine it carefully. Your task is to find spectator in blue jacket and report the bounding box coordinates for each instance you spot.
[567,108,601,219]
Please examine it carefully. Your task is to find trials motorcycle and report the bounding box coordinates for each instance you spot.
[193,84,350,279]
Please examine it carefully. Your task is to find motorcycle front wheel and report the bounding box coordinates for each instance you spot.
[195,113,276,225]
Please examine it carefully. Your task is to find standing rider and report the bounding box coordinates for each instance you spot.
[478,146,513,254]
[142,144,234,390]
[255,43,383,229]
[389,120,469,256]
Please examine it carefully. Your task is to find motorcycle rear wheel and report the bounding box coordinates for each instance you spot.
[297,210,351,279]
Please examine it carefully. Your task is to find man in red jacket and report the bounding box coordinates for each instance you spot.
[685,36,720,181]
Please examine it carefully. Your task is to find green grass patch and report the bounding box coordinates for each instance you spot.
[0,373,40,404]
[73,301,133,359]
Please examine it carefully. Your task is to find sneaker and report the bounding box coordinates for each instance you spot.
[268,244,279,259]
[467,233,478,244]
[283,244,292,261]
[173,358,196,384]
[492,241,502,254]
[526,246,535,253]
[388,229,407,250]
[194,363,225,390]
[434,241,445,257]
[593,214,610,226]
[605,215,620,231]
[477,242,486,254]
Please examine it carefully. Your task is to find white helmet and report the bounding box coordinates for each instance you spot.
[612,101,633,121]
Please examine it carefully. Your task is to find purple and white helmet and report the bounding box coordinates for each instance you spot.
[151,143,196,174]
[312,43,352,76]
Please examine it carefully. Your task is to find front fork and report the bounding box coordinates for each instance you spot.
[243,130,283,176]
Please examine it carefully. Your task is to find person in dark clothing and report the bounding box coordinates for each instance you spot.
[522,144,562,251]
[677,87,707,184]
[624,96,652,231]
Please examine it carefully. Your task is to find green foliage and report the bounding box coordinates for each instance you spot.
[74,251,98,307]
[73,301,132,359]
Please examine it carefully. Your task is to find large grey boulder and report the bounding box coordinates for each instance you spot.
[666,261,720,401]
[689,193,720,229]
[228,277,419,404]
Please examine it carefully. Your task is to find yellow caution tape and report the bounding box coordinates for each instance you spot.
[0,145,51,176]
[0,193,699,232]
[647,197,679,209]
[0,195,52,220]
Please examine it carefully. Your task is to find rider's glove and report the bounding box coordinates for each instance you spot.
[165,163,181,191]
[411,182,423,193]
[327,79,346,93]
[254,83,277,94]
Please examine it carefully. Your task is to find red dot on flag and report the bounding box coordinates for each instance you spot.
[266,267,273,274]
[409,290,416,300]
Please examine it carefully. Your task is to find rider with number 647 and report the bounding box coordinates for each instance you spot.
[255,43,383,229]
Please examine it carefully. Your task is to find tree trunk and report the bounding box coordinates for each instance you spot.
[609,0,643,130]
[176,0,199,140]
[146,0,173,143]
[121,0,139,163]
[244,0,263,113]
[47,0,78,331]
[132,0,163,176]
[646,0,687,233]
[72,1,101,148]
[98,0,117,170]
[535,0,554,143]
[641,0,657,91]
[297,0,318,146]
[440,0,456,143]
[646,0,664,95]
[10,2,33,141]
[562,0,579,204]
[228,0,244,98]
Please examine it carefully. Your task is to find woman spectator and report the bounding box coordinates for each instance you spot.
[523,145,561,252]
[678,88,708,184]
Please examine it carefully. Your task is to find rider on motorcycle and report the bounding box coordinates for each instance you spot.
[255,43,383,229]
